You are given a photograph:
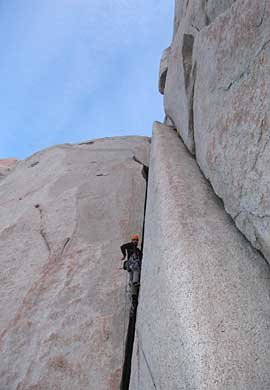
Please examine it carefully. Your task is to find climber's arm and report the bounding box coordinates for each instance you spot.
[120,243,128,260]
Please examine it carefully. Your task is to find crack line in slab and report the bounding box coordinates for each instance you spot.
[254,0,266,27]
[35,204,51,253]
[132,155,144,165]
[61,237,71,255]
[120,161,149,390]
[218,39,270,91]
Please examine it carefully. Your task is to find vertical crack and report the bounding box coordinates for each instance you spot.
[182,34,196,154]
[188,62,197,155]
[182,34,194,95]
[61,237,70,255]
[120,163,149,390]
[35,204,51,253]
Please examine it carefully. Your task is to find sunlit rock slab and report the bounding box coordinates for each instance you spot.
[0,136,149,390]
[130,122,270,390]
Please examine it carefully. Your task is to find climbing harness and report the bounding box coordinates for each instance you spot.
[127,252,141,273]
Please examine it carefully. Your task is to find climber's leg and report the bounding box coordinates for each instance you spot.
[133,270,140,285]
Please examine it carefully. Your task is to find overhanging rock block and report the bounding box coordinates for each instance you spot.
[159,47,171,95]
[130,122,270,390]
[164,0,211,154]
[164,0,240,154]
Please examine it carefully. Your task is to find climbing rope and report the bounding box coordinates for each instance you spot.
[136,330,158,389]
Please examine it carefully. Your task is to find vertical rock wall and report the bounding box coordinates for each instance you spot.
[161,0,270,263]
[0,137,149,390]
[130,122,270,389]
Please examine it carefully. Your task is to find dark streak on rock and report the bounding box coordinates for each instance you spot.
[133,156,149,181]
[254,0,266,28]
[96,173,109,177]
[61,237,70,255]
[182,34,196,154]
[182,34,194,94]
[191,24,200,32]
[29,161,39,168]
[36,205,51,253]
[132,156,144,166]
[79,141,95,146]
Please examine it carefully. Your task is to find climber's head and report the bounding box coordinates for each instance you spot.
[131,234,139,246]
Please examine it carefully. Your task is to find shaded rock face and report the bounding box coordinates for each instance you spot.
[0,159,18,181]
[160,0,270,263]
[130,123,270,390]
[0,137,149,390]
[159,47,171,95]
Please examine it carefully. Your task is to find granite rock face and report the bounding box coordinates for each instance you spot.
[194,0,270,261]
[163,0,237,153]
[130,123,270,390]
[0,137,149,390]
[160,0,270,262]
[0,158,18,181]
[159,47,171,95]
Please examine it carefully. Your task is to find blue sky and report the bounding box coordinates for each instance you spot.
[0,0,174,158]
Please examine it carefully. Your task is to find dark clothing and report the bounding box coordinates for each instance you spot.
[120,242,142,262]
[121,242,142,287]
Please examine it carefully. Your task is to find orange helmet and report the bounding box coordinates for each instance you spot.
[131,234,140,241]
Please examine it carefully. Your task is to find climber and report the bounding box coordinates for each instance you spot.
[121,235,142,287]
